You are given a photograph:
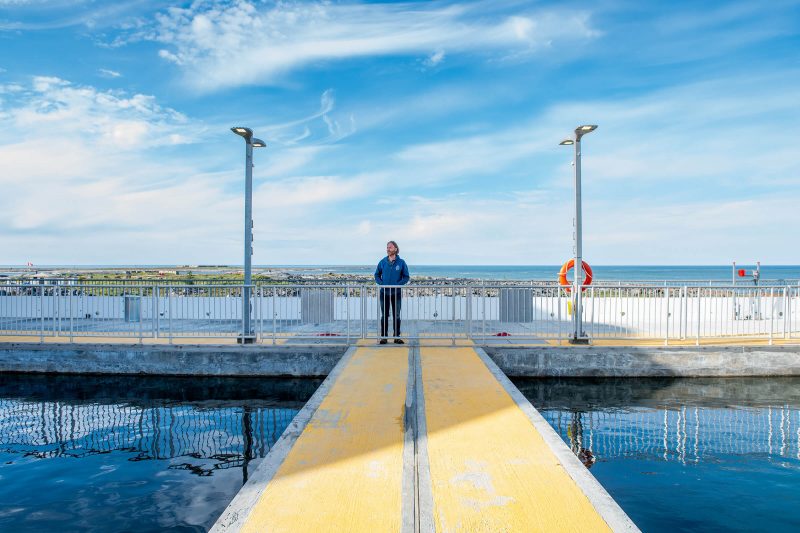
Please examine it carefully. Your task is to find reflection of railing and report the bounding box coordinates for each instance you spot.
[542,406,800,466]
[1,282,798,343]
[0,399,297,476]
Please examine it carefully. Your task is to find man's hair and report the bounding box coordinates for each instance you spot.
[387,240,399,253]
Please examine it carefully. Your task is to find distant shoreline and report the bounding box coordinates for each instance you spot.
[1,264,799,283]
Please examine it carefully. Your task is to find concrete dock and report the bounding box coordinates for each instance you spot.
[212,346,637,532]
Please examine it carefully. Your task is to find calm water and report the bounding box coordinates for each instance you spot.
[0,374,322,532]
[514,377,800,532]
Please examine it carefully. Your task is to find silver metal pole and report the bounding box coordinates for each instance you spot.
[243,141,254,342]
[573,138,585,342]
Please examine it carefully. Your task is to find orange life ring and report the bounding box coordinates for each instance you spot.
[558,259,593,293]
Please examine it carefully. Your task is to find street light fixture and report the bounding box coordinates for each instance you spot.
[560,124,597,344]
[231,126,266,344]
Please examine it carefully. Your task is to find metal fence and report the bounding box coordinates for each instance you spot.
[1,282,798,344]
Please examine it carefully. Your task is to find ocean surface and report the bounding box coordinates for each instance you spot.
[267,264,800,282]
[3,264,800,282]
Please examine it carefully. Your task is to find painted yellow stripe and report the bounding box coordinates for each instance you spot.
[241,346,408,533]
[421,347,611,532]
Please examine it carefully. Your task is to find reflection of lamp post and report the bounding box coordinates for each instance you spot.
[231,127,266,344]
[560,125,597,344]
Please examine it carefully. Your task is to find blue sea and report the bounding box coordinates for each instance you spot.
[3,264,800,282]
[263,264,800,282]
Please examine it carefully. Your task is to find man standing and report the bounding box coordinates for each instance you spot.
[374,240,410,344]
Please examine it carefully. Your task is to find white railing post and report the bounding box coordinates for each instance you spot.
[344,285,350,344]
[39,285,44,343]
[466,285,472,341]
[783,287,789,339]
[153,285,159,339]
[138,285,144,344]
[696,288,701,346]
[589,286,595,339]
[481,282,486,341]
[69,286,74,343]
[168,287,173,344]
[271,287,277,345]
[557,287,562,345]
[53,284,59,337]
[664,287,670,346]
[769,287,774,345]
[452,286,457,345]
[681,286,688,340]
[361,285,366,339]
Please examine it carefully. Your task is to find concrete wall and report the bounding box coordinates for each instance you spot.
[0,343,346,377]
[484,345,800,377]
[2,343,800,378]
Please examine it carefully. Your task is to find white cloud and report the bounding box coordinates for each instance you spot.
[0,76,190,150]
[124,0,598,91]
[391,69,800,190]
[0,77,234,263]
[424,50,446,68]
[98,68,122,78]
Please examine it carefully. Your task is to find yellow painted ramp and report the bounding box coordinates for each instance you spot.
[421,347,612,532]
[241,346,409,533]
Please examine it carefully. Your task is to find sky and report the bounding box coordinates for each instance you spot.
[0,0,798,266]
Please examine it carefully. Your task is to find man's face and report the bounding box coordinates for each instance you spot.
[387,242,398,256]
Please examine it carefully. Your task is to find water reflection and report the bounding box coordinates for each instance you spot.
[516,377,800,466]
[514,377,800,532]
[0,373,322,532]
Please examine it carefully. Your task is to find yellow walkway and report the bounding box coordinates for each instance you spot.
[421,347,612,532]
[240,346,409,532]
[214,345,636,532]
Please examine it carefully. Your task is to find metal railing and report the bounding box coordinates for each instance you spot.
[1,282,798,344]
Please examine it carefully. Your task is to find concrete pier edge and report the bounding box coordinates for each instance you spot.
[2,342,800,377]
[473,347,640,532]
[485,344,800,377]
[209,346,358,532]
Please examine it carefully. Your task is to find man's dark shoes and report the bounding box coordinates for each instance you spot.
[394,339,405,344]
[379,339,388,345]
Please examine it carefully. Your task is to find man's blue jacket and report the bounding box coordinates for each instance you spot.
[374,256,410,286]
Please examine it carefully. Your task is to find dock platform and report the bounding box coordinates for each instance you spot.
[212,345,638,532]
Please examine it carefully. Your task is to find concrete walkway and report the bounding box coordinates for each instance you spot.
[212,346,637,532]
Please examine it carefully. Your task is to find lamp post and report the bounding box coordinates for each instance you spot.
[560,124,597,344]
[231,127,266,344]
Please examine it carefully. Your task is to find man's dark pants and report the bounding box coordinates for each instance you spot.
[379,287,402,338]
